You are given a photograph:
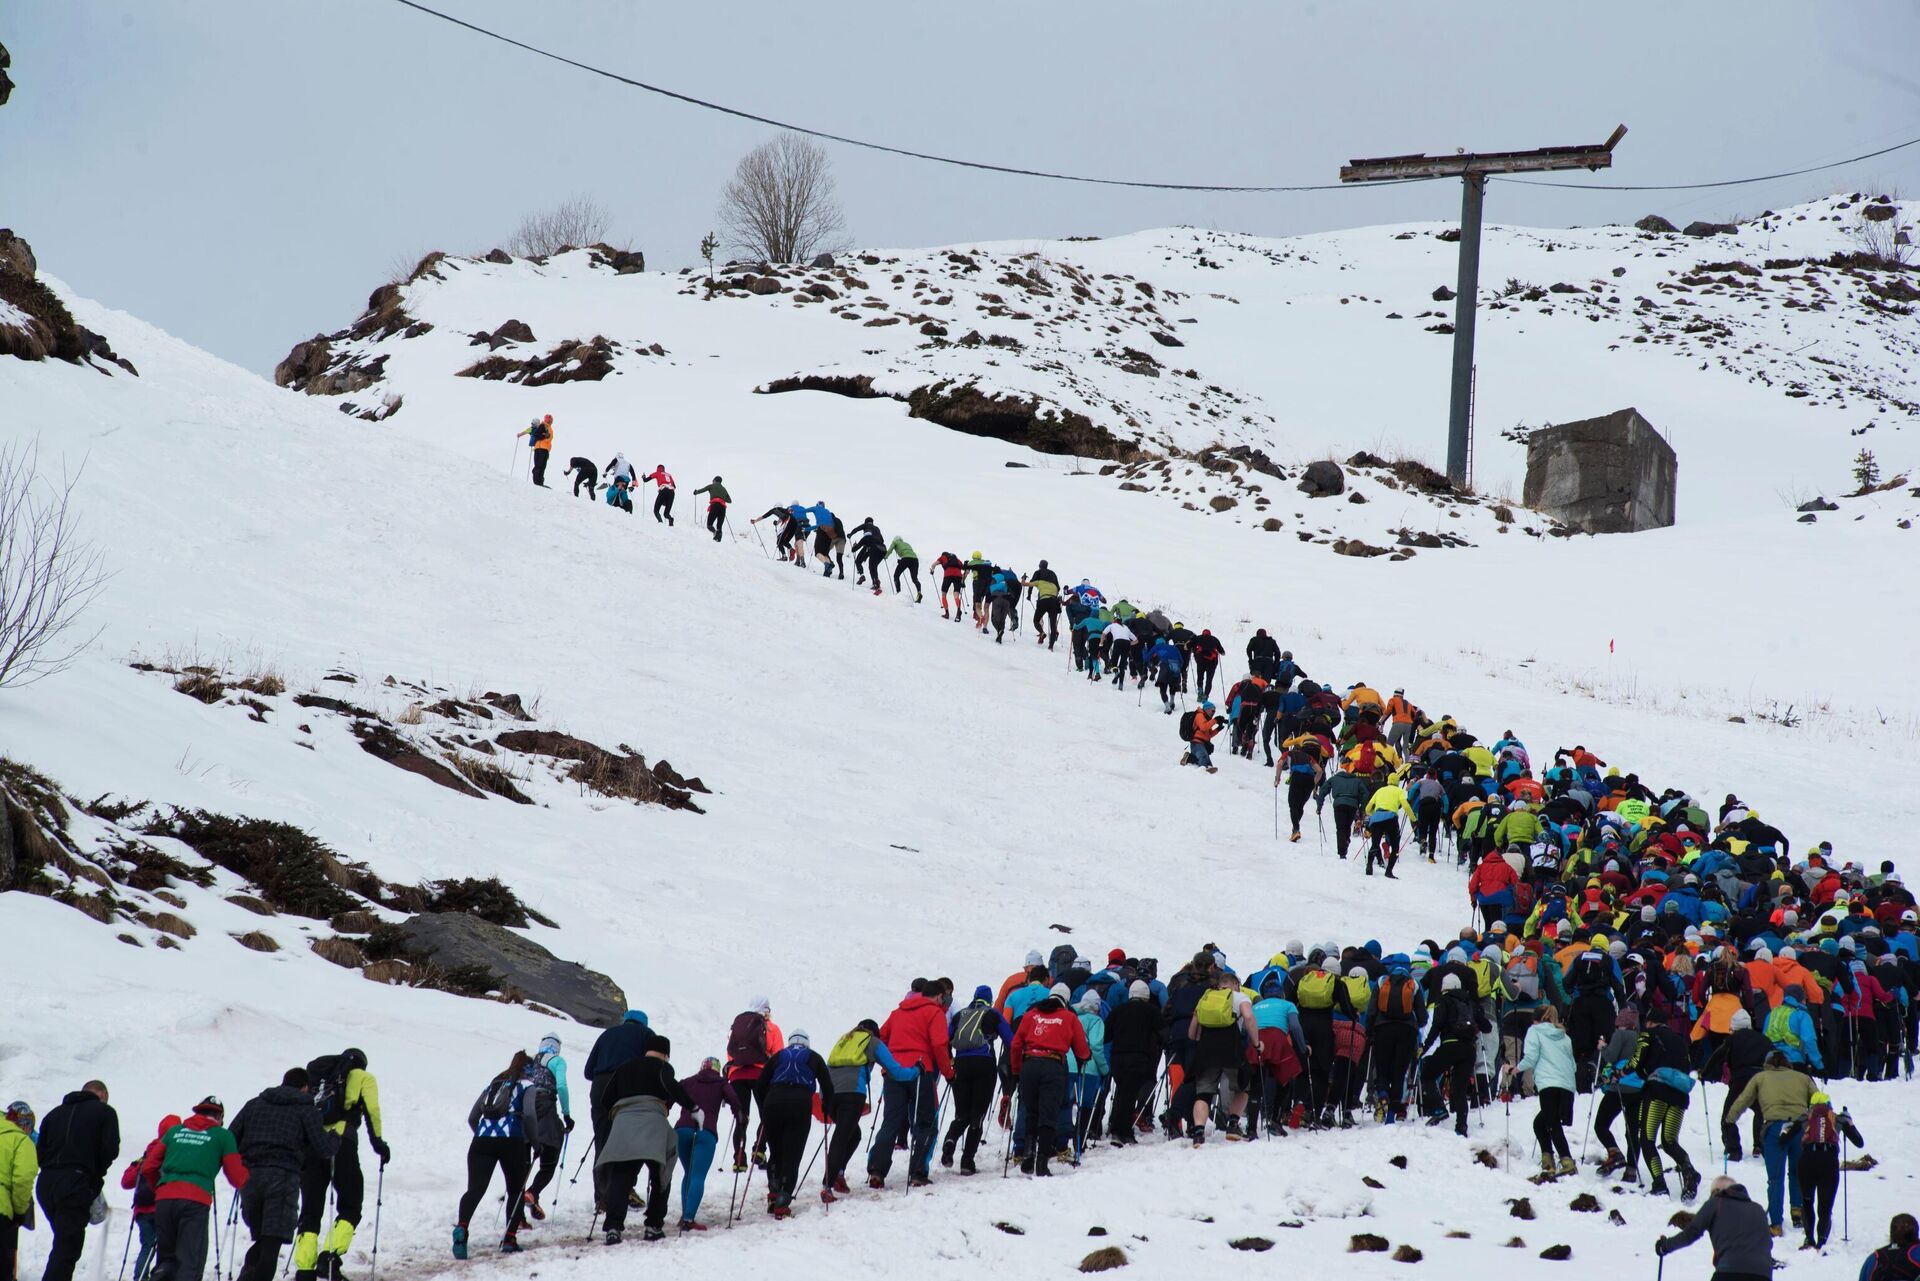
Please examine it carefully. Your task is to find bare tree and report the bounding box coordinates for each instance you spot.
[0,442,109,689]
[508,195,611,258]
[1847,193,1914,268]
[720,133,848,263]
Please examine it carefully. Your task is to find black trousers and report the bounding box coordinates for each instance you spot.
[704,501,726,540]
[599,1160,667,1233]
[0,1215,18,1281]
[652,488,674,523]
[1371,1021,1416,1109]
[1333,804,1356,858]
[1366,820,1400,874]
[1415,799,1443,853]
[1195,659,1217,699]
[297,1141,363,1238]
[527,1143,560,1199]
[1299,1008,1334,1109]
[1286,776,1314,831]
[942,1057,998,1166]
[893,558,920,594]
[455,1137,530,1237]
[37,1181,96,1281]
[151,1199,211,1281]
[1721,1070,1763,1156]
[1106,1057,1153,1143]
[1421,1039,1475,1123]
[531,450,549,485]
[237,1166,301,1281]
[729,1076,766,1165]
[1800,1145,1840,1244]
[1034,597,1060,644]
[1568,994,1616,1092]
[824,1095,864,1188]
[760,1085,815,1210]
[1534,1086,1574,1160]
[572,468,597,497]
[854,548,882,583]
[1017,1058,1067,1169]
[1594,1090,1643,1164]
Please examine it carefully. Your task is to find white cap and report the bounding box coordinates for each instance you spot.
[1442,973,1462,991]
[788,1029,810,1047]
[1025,949,1044,967]
[1049,983,1071,1001]
[1348,966,1368,980]
[1129,980,1150,1000]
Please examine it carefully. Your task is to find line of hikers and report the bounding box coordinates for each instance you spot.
[1,1053,386,1281]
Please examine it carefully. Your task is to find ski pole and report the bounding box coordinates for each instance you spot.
[226,1191,242,1281]
[212,1193,224,1279]
[1579,1087,1597,1163]
[369,1166,383,1281]
[799,1124,831,1189]
[1273,788,1280,841]
[1696,1078,1714,1168]
[734,1148,756,1224]
[724,1116,741,1231]
[567,1135,596,1184]
[117,1213,135,1281]
[551,1132,570,1209]
[1842,1132,1850,1243]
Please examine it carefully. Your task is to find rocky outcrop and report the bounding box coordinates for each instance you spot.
[456,335,637,386]
[395,912,625,1025]
[1634,214,1678,234]
[587,244,646,274]
[494,729,706,811]
[0,230,136,374]
[1297,459,1345,496]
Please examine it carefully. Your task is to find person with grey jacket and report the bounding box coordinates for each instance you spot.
[595,1038,695,1244]
[1655,1177,1773,1280]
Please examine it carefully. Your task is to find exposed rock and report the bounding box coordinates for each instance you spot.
[1445,1230,1471,1239]
[1797,513,1817,524]
[233,931,279,953]
[0,229,35,278]
[1361,1175,1386,1189]
[1508,1198,1535,1220]
[351,722,485,798]
[1349,1234,1391,1253]
[1262,517,1282,532]
[1568,1193,1602,1213]
[1504,1237,1527,1249]
[484,248,512,264]
[395,912,625,1024]
[746,276,783,296]
[587,243,646,274]
[1087,1227,1107,1237]
[1796,497,1837,512]
[1347,491,1368,504]
[481,691,532,721]
[762,375,1144,463]
[1861,203,1897,223]
[1392,1245,1423,1263]
[1208,495,1236,511]
[1297,459,1345,497]
[811,253,836,269]
[1078,1247,1128,1273]
[1389,1155,1408,1169]
[1683,221,1739,238]
[492,319,536,346]
[993,1222,1024,1236]
[1230,1238,1273,1252]
[310,936,367,968]
[1432,285,1457,302]
[494,729,704,812]
[1333,538,1389,558]
[1634,214,1678,234]
[1539,1245,1572,1261]
[457,336,617,386]
[1607,1210,1627,1226]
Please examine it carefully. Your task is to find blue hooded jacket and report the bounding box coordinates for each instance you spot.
[950,987,1014,1061]
[584,1010,651,1080]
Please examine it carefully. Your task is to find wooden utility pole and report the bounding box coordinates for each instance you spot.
[1340,126,1627,487]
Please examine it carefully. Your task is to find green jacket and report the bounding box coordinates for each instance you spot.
[0,1117,36,1218]
[1725,1065,1814,1125]
[887,537,915,560]
[1493,811,1542,849]
[692,482,731,503]
[144,1116,245,1204]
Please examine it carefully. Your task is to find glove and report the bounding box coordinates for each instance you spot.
[563,1115,576,1133]
[1653,1239,1669,1257]
[371,1137,392,1165]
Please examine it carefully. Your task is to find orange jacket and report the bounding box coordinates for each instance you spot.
[1345,685,1383,710]
[1773,957,1823,1006]
[995,969,1028,1020]
[1384,696,1415,725]
[1744,959,1784,1007]
[1192,709,1219,743]
[1691,992,1744,1040]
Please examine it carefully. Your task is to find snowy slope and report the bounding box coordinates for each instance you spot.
[0,241,1915,1281]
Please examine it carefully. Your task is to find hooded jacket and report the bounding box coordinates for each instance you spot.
[1009,997,1092,1074]
[229,1087,334,1174]
[880,993,953,1078]
[1512,1022,1577,1094]
[1725,1064,1815,1125]
[139,1113,248,1206]
[34,1089,120,1211]
[0,1116,37,1219]
[1658,1182,1772,1275]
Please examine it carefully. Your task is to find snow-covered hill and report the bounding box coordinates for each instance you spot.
[2,208,1916,1281]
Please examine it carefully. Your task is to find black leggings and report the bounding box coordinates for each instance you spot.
[1195,659,1218,700]
[1034,597,1060,643]
[853,548,882,582]
[572,469,598,498]
[1594,1090,1643,1165]
[1286,775,1315,831]
[456,1137,530,1235]
[652,488,674,523]
[1640,1097,1693,1180]
[893,558,920,594]
[1800,1146,1840,1245]
[941,1058,998,1165]
[1366,820,1400,874]
[1533,1086,1573,1160]
[824,1094,864,1187]
[1333,804,1355,858]
[526,1143,560,1200]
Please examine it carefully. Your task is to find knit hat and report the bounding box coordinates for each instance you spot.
[1025,949,1044,967]
[1130,980,1151,1000]
[1049,983,1071,1002]
[1729,1009,1751,1031]
[1077,991,1103,1014]
[749,995,771,1017]
[1348,966,1368,980]
[1108,947,1127,964]
[1609,940,1628,958]
[1442,974,1462,991]
[651,1035,672,1056]
[1614,1006,1640,1030]
[1778,947,1796,961]
[972,984,993,1003]
[788,1030,810,1048]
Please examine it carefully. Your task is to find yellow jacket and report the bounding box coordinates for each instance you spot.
[0,1116,37,1219]
[1365,784,1415,824]
[326,1068,384,1139]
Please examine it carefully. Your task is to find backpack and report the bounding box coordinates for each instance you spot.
[1178,711,1198,743]
[306,1055,352,1126]
[727,1012,768,1068]
[1195,989,1238,1028]
[1296,970,1338,1010]
[1437,993,1476,1038]
[528,421,550,446]
[1374,975,1417,1019]
[1764,1004,1801,1051]
[768,1045,815,1089]
[1504,951,1542,1000]
[827,1030,872,1070]
[1289,745,1317,777]
[1802,1103,1838,1146]
[1352,741,1378,775]
[477,1076,518,1121]
[952,1005,994,1053]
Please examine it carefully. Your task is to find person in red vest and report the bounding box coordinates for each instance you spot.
[640,465,675,525]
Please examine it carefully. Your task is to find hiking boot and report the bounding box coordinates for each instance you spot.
[821,1186,837,1205]
[959,1156,978,1175]
[628,1189,644,1208]
[753,1145,768,1168]
[1789,1207,1804,1228]
[769,1205,791,1221]
[1620,1166,1640,1185]
[1648,1176,1671,1197]
[603,1229,622,1246]
[522,1191,545,1221]
[909,1173,933,1188]
[316,1253,338,1281]
[867,1175,886,1190]
[1539,1154,1557,1176]
[940,1141,955,1168]
[1033,1158,1052,1177]
[642,1226,665,1241]
[831,1175,850,1194]
[1679,1168,1701,1202]
[1596,1149,1624,1175]
[679,1220,707,1232]
[1556,1157,1577,1177]
[1289,831,1301,843]
[1018,1154,1034,1175]
[499,1235,521,1255]
[1769,1225,1784,1238]
[1453,1117,1468,1137]
[451,1226,469,1260]
[1192,1127,1207,1148]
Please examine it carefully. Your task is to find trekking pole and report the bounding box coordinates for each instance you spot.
[1696,1078,1714,1168]
[551,1132,570,1209]
[226,1191,242,1281]
[567,1134,596,1184]
[734,1146,757,1223]
[212,1193,224,1279]
[1578,1088,1597,1163]
[1842,1132,1850,1243]
[369,1165,384,1281]
[750,519,770,558]
[725,1117,742,1231]
[909,1083,952,1194]
[800,1123,831,1189]
[117,1213,135,1281]
[1502,1096,1510,1171]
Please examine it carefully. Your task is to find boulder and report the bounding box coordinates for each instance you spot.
[484,248,512,264]
[811,253,836,269]
[1796,497,1838,512]
[1861,203,1896,223]
[0,41,12,107]
[1297,459,1345,497]
[492,318,536,346]
[1432,285,1456,302]
[1634,214,1678,234]
[0,228,35,278]
[588,244,646,274]
[396,912,625,1025]
[1683,221,1738,238]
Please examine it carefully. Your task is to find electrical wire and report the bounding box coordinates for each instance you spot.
[385,0,1432,194]
[1494,132,1920,191]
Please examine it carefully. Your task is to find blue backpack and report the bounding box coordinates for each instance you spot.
[768,1045,816,1089]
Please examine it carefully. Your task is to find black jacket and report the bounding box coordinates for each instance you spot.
[1701,1028,1772,1083]
[35,1090,121,1209]
[230,1086,336,1173]
[1103,998,1163,1067]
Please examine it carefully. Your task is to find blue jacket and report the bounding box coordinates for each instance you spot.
[1894,933,1919,962]
[1006,983,1052,1026]
[853,1040,916,1098]
[1661,886,1706,925]
[804,503,836,530]
[990,571,1015,596]
[1766,993,1823,1070]
[1513,1023,1577,1094]
[585,1013,652,1080]
[1251,997,1309,1061]
[786,503,809,528]
[1145,639,1182,670]
[1071,1011,1109,1076]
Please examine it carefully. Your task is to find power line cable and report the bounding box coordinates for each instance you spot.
[385,0,1431,193]
[1494,132,1920,191]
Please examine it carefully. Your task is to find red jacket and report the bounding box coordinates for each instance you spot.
[642,467,674,490]
[121,1115,182,1217]
[1009,999,1091,1075]
[880,994,953,1079]
[1469,853,1518,900]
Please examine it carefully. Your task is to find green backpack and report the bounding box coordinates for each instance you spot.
[827,1029,872,1068]
[1195,989,1238,1028]
[1297,970,1338,1010]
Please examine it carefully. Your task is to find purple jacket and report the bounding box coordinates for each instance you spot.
[673,1066,739,1134]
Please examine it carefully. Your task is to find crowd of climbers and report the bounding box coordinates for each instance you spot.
[7,432,1914,1279]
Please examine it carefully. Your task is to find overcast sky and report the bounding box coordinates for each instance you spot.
[8,1,1919,374]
